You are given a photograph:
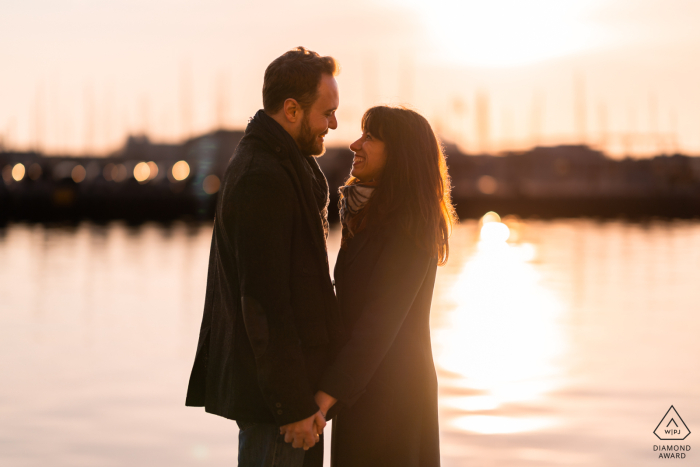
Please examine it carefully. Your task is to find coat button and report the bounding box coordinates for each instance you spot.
[275,146,281,152]
[277,409,283,415]
[275,403,282,408]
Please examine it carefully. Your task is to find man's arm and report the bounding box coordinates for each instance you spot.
[224,169,319,427]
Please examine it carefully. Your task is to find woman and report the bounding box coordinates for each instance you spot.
[315,106,457,466]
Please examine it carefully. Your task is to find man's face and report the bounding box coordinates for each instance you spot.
[296,74,339,157]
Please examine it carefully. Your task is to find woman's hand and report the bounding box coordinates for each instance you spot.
[314,390,337,418]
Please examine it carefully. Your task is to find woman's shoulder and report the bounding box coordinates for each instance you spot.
[370,220,432,260]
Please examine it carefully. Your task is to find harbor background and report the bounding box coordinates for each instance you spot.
[1,218,698,466]
[1,0,699,465]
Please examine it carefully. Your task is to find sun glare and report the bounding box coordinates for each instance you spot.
[434,214,567,434]
[403,0,604,67]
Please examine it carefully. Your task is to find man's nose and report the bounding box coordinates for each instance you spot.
[329,114,338,130]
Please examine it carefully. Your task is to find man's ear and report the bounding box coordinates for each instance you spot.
[283,98,302,123]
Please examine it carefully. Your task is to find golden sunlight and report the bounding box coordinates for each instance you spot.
[434,214,566,434]
[453,415,555,435]
[404,0,605,66]
[480,221,510,243]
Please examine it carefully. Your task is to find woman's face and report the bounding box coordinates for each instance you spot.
[349,131,387,182]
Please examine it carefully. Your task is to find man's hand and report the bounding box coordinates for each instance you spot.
[279,410,326,450]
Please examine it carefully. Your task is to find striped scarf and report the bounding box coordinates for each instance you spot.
[339,184,375,246]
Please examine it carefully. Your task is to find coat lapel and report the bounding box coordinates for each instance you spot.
[340,226,373,267]
[245,110,329,267]
[280,158,328,263]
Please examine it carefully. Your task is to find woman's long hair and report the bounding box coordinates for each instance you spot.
[342,106,457,265]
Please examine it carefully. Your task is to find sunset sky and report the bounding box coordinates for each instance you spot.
[1,0,699,157]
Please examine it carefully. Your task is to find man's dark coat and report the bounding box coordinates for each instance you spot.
[185,110,341,426]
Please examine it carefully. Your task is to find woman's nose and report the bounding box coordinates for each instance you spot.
[349,138,362,152]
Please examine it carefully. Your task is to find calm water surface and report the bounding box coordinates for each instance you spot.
[1,219,698,466]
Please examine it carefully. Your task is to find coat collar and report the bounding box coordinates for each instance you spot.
[280,157,329,263]
[245,110,330,266]
[245,109,297,158]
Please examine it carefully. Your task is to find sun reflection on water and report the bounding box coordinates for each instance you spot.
[435,213,566,435]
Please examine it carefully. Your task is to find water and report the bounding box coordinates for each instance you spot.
[1,219,698,466]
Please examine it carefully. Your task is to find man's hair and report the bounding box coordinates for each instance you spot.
[263,47,339,114]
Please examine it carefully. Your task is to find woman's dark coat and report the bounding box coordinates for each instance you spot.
[185,110,341,427]
[319,224,441,467]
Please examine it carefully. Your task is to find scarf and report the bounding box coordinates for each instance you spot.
[339,183,376,247]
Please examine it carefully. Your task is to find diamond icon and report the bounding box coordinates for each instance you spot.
[654,406,691,441]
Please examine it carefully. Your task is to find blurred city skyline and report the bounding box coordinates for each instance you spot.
[1,0,700,157]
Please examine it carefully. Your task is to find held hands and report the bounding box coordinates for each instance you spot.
[279,410,326,450]
[279,392,337,450]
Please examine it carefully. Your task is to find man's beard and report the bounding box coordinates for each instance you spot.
[296,115,326,157]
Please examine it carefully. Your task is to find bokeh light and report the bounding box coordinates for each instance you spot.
[202,175,220,194]
[171,161,190,181]
[112,164,128,182]
[1,166,10,184]
[480,211,502,225]
[12,163,25,182]
[27,163,42,180]
[146,161,159,180]
[103,163,115,181]
[133,162,151,183]
[71,165,86,183]
[477,175,498,194]
[501,215,523,242]
[478,212,512,247]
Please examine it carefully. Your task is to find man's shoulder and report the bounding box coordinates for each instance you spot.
[221,141,294,200]
[231,133,283,168]
[235,164,293,196]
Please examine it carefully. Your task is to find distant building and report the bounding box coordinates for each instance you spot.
[1,135,699,223]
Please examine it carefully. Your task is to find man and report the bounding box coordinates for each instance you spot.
[186,47,342,467]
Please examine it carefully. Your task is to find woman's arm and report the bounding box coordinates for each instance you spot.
[317,231,433,406]
[314,390,338,417]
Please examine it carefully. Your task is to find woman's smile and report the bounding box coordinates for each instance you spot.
[349,132,387,182]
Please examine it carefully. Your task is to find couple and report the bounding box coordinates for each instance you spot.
[186,47,456,467]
